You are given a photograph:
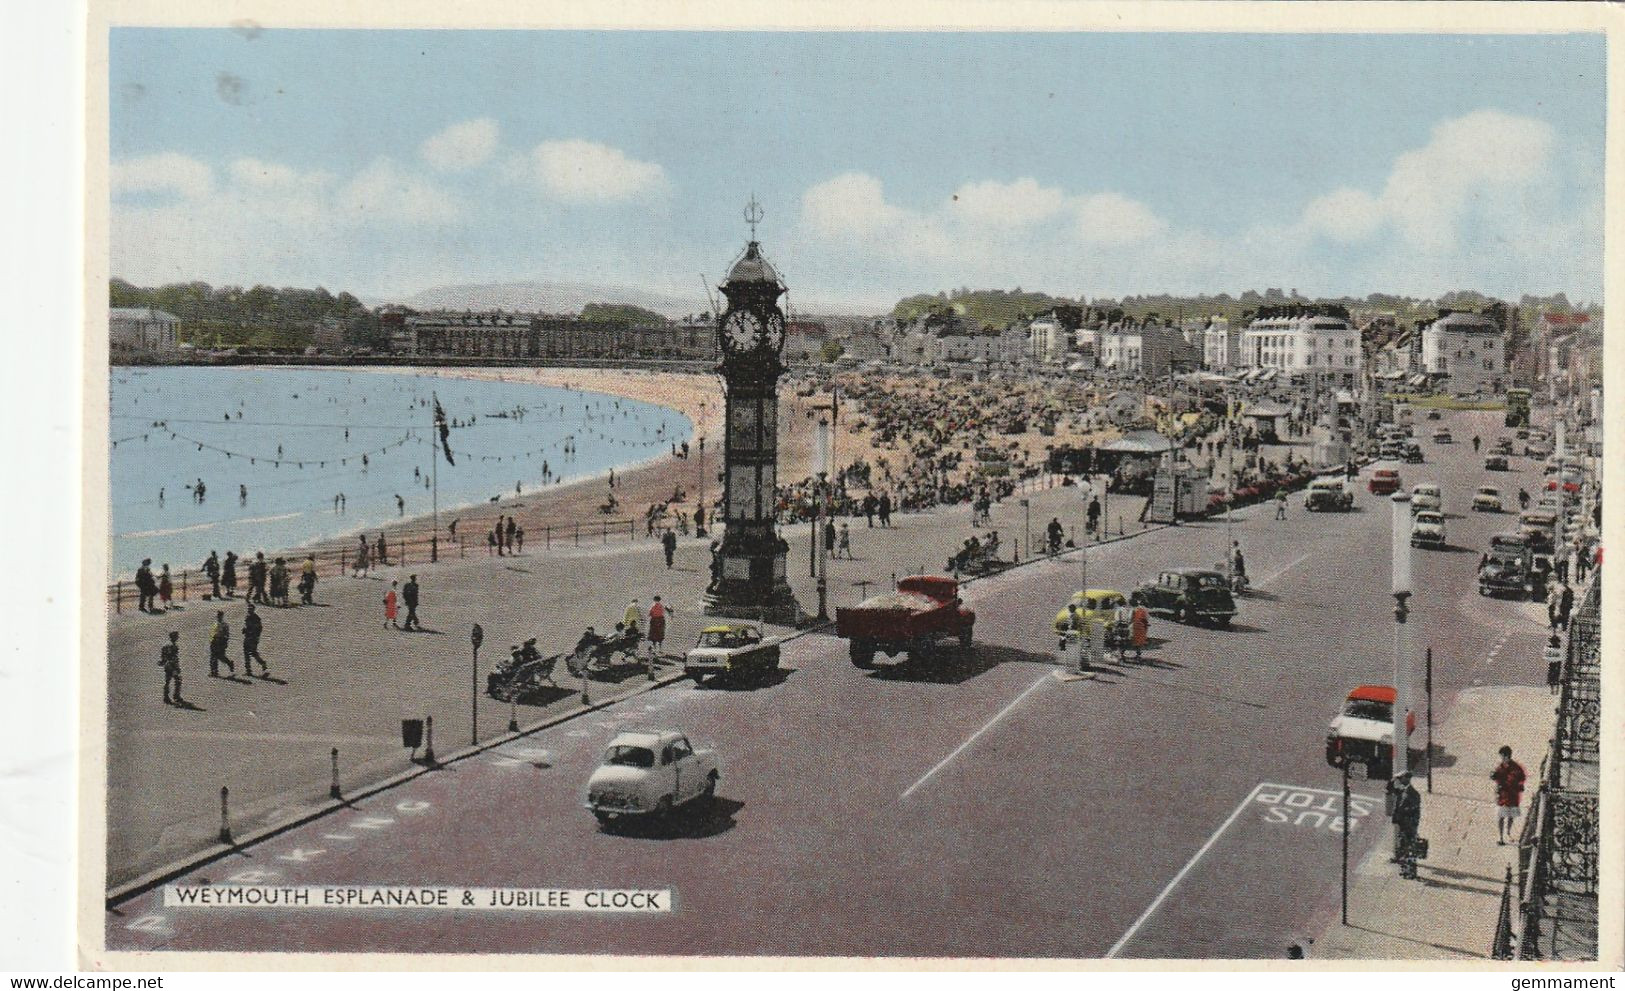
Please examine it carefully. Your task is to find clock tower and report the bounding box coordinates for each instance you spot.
[704,199,800,623]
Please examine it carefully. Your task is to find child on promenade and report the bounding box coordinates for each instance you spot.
[384,581,399,629]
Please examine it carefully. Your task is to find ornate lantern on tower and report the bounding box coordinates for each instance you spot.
[704,198,800,623]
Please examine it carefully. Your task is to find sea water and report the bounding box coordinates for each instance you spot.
[108,367,690,577]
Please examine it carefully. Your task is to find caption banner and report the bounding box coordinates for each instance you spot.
[164,885,671,912]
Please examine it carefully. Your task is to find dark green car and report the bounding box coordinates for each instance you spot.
[1130,569,1237,626]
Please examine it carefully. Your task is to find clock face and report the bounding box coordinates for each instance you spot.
[722,309,765,353]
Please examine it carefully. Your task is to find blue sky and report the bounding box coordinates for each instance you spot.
[109,30,1606,311]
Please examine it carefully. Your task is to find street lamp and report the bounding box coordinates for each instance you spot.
[816,416,830,622]
[1021,498,1031,562]
[1390,492,1413,780]
[696,400,707,537]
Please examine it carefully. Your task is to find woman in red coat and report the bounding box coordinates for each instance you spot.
[1130,604,1150,660]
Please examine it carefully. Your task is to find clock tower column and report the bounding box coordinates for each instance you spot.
[704,202,800,624]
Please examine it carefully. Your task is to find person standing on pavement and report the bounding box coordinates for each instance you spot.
[222,551,238,598]
[157,564,174,611]
[383,580,399,629]
[647,596,669,658]
[1389,771,1422,879]
[662,527,678,569]
[1087,497,1101,537]
[1274,489,1288,520]
[1491,746,1527,845]
[135,559,156,613]
[208,610,232,677]
[299,555,317,605]
[878,492,892,528]
[838,522,852,559]
[401,575,421,631]
[242,603,267,678]
[1130,602,1150,661]
[1558,582,1574,629]
[863,493,876,527]
[824,519,837,557]
[1545,634,1564,694]
[160,631,182,705]
[202,551,221,600]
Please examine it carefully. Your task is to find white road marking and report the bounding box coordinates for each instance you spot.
[901,674,1050,799]
[136,731,386,745]
[1105,782,1263,958]
[1254,551,1312,590]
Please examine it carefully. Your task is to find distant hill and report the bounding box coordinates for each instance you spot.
[398,280,708,321]
[892,289,1077,329]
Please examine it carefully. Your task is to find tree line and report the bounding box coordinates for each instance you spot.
[110,279,384,349]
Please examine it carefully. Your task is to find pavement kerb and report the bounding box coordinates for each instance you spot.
[104,502,1182,908]
[105,659,693,908]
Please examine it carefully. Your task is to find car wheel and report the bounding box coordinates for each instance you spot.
[1215,616,1232,629]
[850,641,876,669]
[1174,605,1187,624]
[655,796,673,817]
[959,625,974,649]
[703,771,718,799]
[594,812,612,827]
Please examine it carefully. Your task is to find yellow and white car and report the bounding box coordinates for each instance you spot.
[1052,589,1129,634]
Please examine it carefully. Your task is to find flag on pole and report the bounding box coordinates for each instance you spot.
[433,394,455,466]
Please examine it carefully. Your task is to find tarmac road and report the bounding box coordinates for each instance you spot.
[104,410,1556,959]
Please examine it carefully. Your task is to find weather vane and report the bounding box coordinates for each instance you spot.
[744,195,764,241]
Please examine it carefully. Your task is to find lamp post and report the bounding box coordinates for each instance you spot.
[1021,498,1031,564]
[469,623,483,745]
[816,416,830,622]
[697,400,707,537]
[1391,492,1413,780]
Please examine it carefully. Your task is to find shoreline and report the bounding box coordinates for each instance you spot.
[111,365,872,584]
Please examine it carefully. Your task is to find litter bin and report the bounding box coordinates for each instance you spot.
[401,718,424,751]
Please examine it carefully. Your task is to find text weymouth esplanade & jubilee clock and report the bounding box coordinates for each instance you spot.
[704,199,801,624]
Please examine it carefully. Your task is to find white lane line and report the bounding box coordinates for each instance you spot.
[1105,782,1264,958]
[900,673,1050,800]
[1254,551,1312,590]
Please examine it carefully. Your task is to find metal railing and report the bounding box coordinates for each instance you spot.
[108,516,641,612]
[1496,575,1600,961]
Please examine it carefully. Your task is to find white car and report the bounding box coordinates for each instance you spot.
[584,730,719,826]
[1410,483,1442,514]
[1411,510,1446,548]
[1472,486,1503,513]
[1325,685,1415,779]
[683,624,779,684]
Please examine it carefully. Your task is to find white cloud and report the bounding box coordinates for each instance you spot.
[420,118,500,173]
[337,158,459,224]
[802,173,908,240]
[1073,192,1168,245]
[111,152,213,199]
[520,139,668,202]
[948,178,1068,227]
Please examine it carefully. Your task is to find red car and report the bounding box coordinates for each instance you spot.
[1368,468,1402,495]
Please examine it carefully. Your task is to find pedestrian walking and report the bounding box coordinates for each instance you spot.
[838,522,852,559]
[506,516,517,553]
[375,533,388,566]
[1544,633,1564,694]
[299,555,317,605]
[516,526,525,553]
[160,631,182,704]
[401,575,421,631]
[1274,489,1287,520]
[353,537,370,578]
[208,610,232,677]
[1491,746,1527,845]
[864,493,876,528]
[1389,772,1422,879]
[383,581,399,629]
[248,552,269,604]
[157,564,173,611]
[1558,582,1574,629]
[647,596,669,658]
[878,492,892,527]
[222,551,238,598]
[135,559,156,613]
[824,519,836,555]
[202,551,221,599]
[242,603,267,677]
[1087,497,1101,536]
[662,528,678,569]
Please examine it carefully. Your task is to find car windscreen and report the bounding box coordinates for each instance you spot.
[1345,699,1391,721]
[1193,575,1228,589]
[605,746,655,768]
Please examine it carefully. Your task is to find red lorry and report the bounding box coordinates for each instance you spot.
[835,575,976,669]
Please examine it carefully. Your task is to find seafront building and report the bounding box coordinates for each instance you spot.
[109,307,182,354]
[1420,309,1507,396]
[386,310,721,362]
[1239,308,1363,387]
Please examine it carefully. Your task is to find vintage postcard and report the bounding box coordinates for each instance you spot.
[83,1,1620,970]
